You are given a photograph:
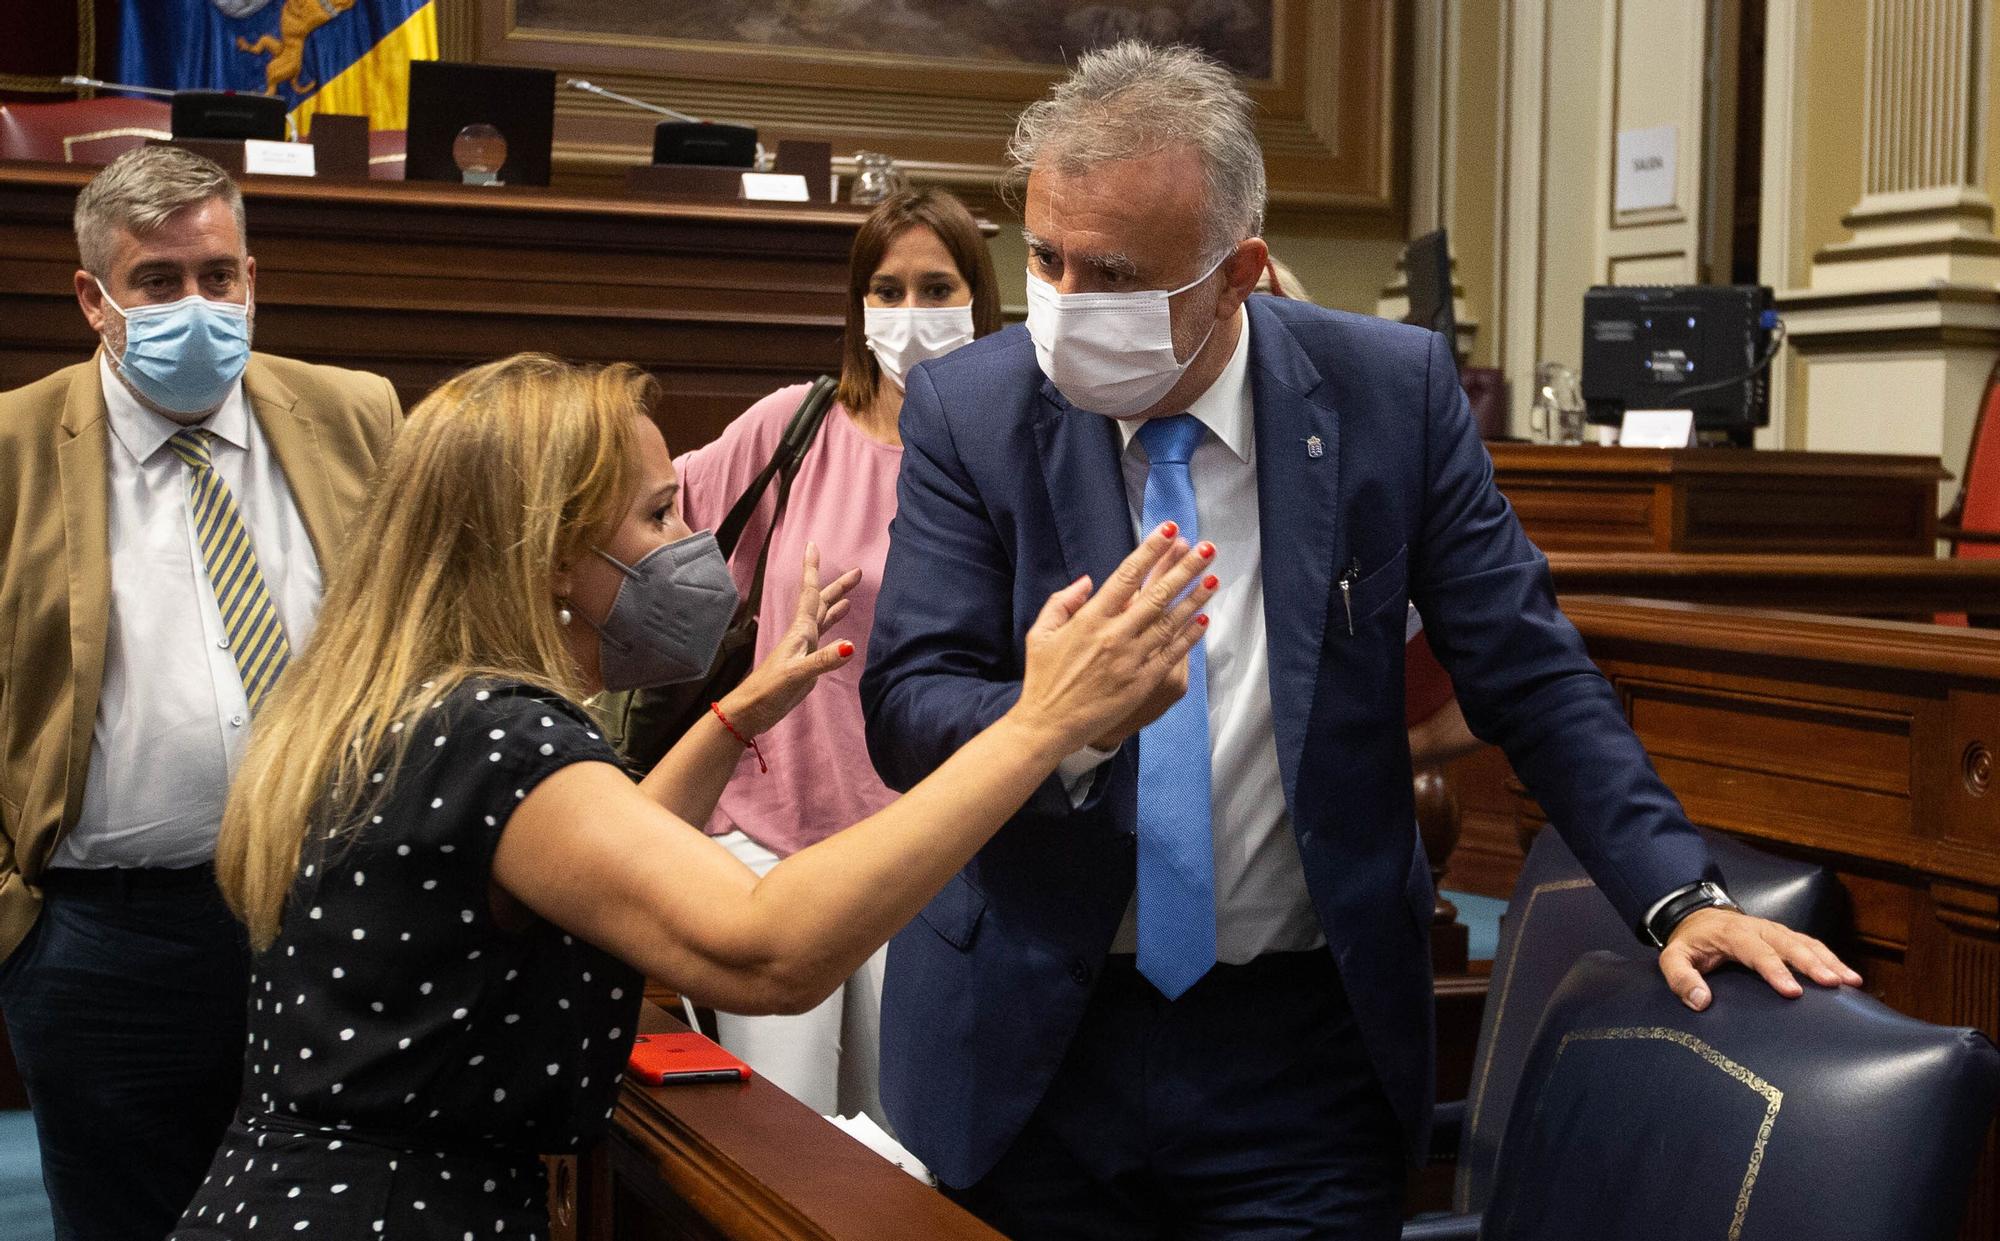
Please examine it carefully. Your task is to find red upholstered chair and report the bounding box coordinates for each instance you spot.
[0,98,172,165]
[368,128,406,180]
[1935,359,2000,625]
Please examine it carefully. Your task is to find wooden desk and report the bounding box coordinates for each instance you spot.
[0,160,873,452]
[1501,599,2000,1240]
[1545,552,2000,617]
[1490,444,1947,554]
[557,1003,999,1241]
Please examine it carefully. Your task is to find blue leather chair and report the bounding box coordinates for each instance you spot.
[1482,952,2000,1241]
[1405,827,1842,1239]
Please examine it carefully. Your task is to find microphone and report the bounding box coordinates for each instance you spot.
[563,78,762,170]
[565,79,700,124]
[63,75,298,141]
[61,75,178,100]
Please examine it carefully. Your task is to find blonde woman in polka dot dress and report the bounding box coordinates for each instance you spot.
[170,353,1218,1239]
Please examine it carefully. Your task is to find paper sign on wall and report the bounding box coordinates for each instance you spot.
[1615,125,1677,212]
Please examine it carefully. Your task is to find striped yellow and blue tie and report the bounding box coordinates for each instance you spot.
[167,429,291,712]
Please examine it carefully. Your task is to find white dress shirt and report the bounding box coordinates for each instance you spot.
[1061,311,1325,960]
[53,357,323,869]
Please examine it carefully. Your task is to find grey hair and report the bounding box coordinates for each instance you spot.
[74,146,247,278]
[1008,40,1267,261]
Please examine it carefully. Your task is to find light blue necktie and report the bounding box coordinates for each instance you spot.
[1133,413,1216,1000]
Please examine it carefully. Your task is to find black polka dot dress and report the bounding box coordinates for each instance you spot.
[173,681,643,1240]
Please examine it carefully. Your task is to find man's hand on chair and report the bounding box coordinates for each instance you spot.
[1659,909,1863,1011]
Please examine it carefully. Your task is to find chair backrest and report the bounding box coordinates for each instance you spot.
[1454,827,1843,1215]
[1954,359,2000,558]
[1482,952,2000,1241]
[0,98,173,165]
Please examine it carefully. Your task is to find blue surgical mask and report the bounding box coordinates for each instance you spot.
[97,280,252,415]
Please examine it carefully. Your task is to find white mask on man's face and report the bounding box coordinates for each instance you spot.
[1023,253,1228,418]
[863,304,975,390]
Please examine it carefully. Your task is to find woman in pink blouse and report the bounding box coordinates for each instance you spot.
[675,188,1001,1127]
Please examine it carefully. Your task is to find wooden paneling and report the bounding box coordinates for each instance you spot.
[1505,599,2000,1239]
[1545,551,2000,616]
[0,161,867,452]
[1490,444,1947,555]
[438,0,1401,218]
[1439,448,1954,900]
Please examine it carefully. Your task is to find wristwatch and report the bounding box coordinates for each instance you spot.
[1642,880,1741,948]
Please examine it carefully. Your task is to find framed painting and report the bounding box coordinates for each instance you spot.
[439,0,1400,215]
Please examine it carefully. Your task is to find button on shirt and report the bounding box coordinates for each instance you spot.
[53,356,323,869]
[1062,311,1324,960]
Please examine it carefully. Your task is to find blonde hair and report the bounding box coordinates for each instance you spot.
[73,145,246,278]
[217,353,651,948]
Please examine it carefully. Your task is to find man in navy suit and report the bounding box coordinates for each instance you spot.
[860,41,1858,1238]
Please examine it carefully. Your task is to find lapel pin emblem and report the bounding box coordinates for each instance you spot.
[1305,435,1324,459]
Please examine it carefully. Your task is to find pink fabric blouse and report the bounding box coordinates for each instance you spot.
[674,385,903,857]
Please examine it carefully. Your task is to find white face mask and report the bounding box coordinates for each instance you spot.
[1024,254,1228,418]
[863,304,976,390]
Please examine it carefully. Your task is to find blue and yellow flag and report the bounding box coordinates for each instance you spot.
[118,0,437,135]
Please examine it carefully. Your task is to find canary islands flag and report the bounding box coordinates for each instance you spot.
[118,0,437,135]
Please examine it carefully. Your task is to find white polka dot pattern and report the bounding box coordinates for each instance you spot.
[169,681,639,1241]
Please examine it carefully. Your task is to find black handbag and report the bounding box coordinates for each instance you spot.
[600,376,840,771]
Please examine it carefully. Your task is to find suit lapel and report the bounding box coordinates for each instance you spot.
[56,364,112,827]
[1031,378,1137,589]
[1247,300,1342,806]
[245,355,344,566]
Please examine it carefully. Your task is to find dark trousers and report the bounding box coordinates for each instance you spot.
[0,867,249,1241]
[948,951,1406,1241]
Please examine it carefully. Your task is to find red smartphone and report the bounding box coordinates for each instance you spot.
[626,1032,753,1086]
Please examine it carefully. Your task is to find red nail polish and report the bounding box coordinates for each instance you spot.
[1197,542,1216,559]
[837,641,855,658]
[1202,574,1218,590]
[1196,614,1209,627]
[1160,521,1179,540]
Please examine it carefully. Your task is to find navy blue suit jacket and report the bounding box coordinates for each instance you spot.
[860,295,1716,1188]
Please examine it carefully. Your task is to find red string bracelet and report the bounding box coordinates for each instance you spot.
[710,701,768,774]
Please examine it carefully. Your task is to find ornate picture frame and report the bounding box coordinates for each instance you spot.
[439,0,1399,215]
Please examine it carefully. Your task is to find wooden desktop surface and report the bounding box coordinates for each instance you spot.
[1490,442,1947,555]
[0,160,874,452]
[556,1003,1000,1241]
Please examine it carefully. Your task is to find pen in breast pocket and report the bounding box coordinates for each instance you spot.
[1339,557,1360,636]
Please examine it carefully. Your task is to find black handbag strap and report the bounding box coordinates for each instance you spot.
[713,375,838,615]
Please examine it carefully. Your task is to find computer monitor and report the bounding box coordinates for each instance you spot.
[405,61,555,188]
[1404,229,1456,350]
[1581,284,1774,446]
[170,91,286,142]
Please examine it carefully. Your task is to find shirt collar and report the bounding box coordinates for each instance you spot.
[1117,307,1254,464]
[98,351,251,467]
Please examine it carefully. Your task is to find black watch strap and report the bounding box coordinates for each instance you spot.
[1641,880,1740,948]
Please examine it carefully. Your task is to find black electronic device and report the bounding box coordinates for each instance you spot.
[170,90,286,142]
[1581,284,1777,447]
[651,121,758,168]
[405,60,555,187]
[1405,228,1456,349]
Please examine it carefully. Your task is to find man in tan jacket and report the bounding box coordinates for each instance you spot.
[0,145,399,1239]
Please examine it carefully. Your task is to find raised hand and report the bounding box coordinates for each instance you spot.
[718,542,863,737]
[1013,522,1218,755]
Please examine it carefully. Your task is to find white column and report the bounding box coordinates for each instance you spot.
[1779,0,2000,495]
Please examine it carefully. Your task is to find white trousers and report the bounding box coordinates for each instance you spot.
[710,829,889,1130]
